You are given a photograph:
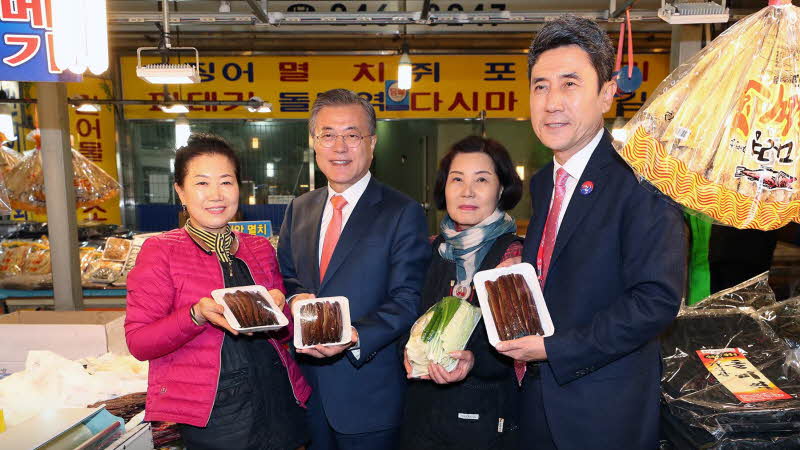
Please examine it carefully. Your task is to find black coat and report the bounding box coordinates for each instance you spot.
[400,233,522,450]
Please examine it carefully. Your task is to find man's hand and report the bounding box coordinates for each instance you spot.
[289,293,316,310]
[495,335,547,362]
[297,326,358,358]
[427,350,475,384]
[193,297,239,336]
[268,289,287,310]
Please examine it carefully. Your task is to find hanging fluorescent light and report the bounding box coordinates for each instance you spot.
[247,96,272,113]
[397,44,412,90]
[137,61,201,84]
[51,0,109,75]
[175,117,191,148]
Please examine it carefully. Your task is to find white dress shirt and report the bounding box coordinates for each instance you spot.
[549,128,604,234]
[318,171,372,262]
[316,171,371,357]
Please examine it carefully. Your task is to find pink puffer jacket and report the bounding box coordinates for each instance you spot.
[125,228,311,427]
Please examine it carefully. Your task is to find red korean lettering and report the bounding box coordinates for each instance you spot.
[279,62,310,82]
[410,92,442,112]
[1,0,47,28]
[76,118,101,139]
[78,141,102,162]
[2,34,40,67]
[352,62,384,82]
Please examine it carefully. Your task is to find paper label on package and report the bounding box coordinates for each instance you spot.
[696,348,793,403]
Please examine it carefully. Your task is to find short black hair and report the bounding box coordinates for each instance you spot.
[309,88,377,136]
[527,15,615,90]
[433,136,522,212]
[174,133,241,187]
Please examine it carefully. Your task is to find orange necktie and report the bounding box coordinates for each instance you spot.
[320,195,348,281]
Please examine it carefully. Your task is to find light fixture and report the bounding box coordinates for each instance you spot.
[160,103,190,114]
[515,165,525,180]
[136,57,200,84]
[51,0,109,75]
[658,1,729,24]
[251,137,260,149]
[611,116,628,143]
[247,96,272,113]
[266,163,275,178]
[175,116,191,148]
[75,104,101,113]
[397,43,412,90]
[248,195,256,205]
[135,0,201,84]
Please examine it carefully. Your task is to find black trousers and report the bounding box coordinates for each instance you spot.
[519,370,557,450]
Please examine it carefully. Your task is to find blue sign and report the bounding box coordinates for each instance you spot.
[0,3,81,82]
[229,220,273,238]
[385,81,409,111]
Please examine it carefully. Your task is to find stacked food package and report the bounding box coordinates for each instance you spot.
[0,227,153,289]
[660,273,800,448]
[405,296,482,377]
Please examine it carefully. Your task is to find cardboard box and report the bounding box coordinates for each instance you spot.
[0,311,129,374]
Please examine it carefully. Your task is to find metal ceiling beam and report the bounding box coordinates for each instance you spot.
[244,0,269,23]
[109,9,669,26]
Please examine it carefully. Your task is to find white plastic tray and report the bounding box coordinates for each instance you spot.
[473,262,554,346]
[292,296,352,349]
[211,284,288,333]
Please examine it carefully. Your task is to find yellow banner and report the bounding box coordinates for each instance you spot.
[11,77,121,225]
[120,54,668,120]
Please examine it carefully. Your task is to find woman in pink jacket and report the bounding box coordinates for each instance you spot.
[125,133,311,450]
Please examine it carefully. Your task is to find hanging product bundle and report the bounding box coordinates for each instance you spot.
[5,144,120,213]
[615,0,800,230]
[614,9,643,95]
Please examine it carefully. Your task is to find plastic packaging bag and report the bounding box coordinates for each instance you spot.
[660,274,800,444]
[405,296,482,378]
[615,1,800,230]
[5,148,119,213]
[689,271,776,312]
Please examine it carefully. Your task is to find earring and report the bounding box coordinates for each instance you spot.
[181,204,187,211]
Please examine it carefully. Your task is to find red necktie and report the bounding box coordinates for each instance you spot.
[514,168,570,385]
[536,167,570,286]
[320,195,348,281]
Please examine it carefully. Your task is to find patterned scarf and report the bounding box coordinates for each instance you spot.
[438,209,516,283]
[185,219,235,269]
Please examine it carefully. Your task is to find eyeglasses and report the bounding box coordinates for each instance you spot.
[314,132,372,148]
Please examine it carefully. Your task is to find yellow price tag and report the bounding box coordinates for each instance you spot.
[0,409,6,433]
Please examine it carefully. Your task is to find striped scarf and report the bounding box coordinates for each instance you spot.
[185,219,235,269]
[438,209,516,284]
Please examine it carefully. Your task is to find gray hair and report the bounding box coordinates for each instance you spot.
[308,88,377,136]
[527,15,615,91]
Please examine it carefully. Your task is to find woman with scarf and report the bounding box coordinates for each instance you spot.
[401,136,523,450]
[125,134,310,450]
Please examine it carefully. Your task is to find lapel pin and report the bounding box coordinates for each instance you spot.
[580,181,594,195]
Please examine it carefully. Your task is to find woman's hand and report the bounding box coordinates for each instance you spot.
[269,289,286,310]
[193,297,239,336]
[427,350,475,384]
[404,348,431,380]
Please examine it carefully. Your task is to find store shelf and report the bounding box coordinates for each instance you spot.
[0,289,127,313]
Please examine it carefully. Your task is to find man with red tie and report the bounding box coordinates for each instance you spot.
[495,16,687,449]
[278,89,429,450]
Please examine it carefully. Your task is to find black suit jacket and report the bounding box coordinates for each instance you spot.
[522,131,687,449]
[278,177,430,434]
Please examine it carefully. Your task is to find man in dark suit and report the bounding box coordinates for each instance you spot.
[278,88,429,450]
[495,16,687,449]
